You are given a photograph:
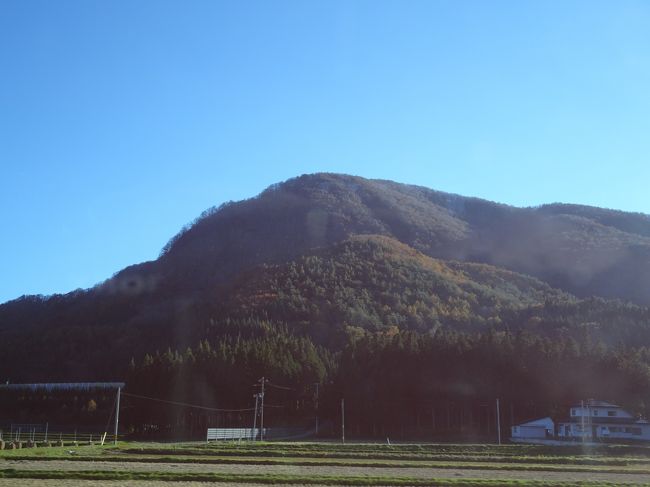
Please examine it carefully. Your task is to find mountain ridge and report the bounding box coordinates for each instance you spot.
[5,173,650,306]
[125,173,650,305]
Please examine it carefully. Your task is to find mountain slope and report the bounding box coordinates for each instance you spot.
[147,173,650,304]
[216,235,570,346]
[5,232,650,383]
[3,173,650,382]
[0,234,565,380]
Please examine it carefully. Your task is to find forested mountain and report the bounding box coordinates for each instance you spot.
[104,173,650,305]
[2,173,650,435]
[215,235,570,347]
[0,234,573,380]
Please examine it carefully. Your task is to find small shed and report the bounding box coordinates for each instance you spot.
[511,417,554,439]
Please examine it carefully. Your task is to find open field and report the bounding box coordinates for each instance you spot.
[3,441,650,486]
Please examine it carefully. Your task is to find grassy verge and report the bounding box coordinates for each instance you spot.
[189,441,650,458]
[3,441,650,473]
[3,453,650,475]
[0,468,648,486]
[0,444,107,458]
[112,440,650,461]
[113,448,650,466]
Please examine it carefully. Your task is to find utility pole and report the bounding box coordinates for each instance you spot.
[252,393,260,440]
[114,387,121,445]
[258,377,267,441]
[496,398,501,445]
[587,399,594,441]
[581,400,585,443]
[341,398,345,444]
[314,383,319,436]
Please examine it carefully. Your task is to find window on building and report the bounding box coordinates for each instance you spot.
[624,427,642,435]
[571,409,576,416]
[593,409,599,416]
[607,411,617,416]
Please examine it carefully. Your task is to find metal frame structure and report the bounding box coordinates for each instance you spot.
[0,382,125,444]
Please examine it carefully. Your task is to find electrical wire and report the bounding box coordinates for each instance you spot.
[121,392,256,412]
[266,382,296,391]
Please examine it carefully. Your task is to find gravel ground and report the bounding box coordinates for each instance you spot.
[2,459,650,484]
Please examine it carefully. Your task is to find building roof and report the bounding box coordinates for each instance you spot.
[0,382,125,392]
[559,417,644,425]
[570,400,621,408]
[516,417,553,427]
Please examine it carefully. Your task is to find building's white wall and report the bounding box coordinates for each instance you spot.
[558,423,593,439]
[511,425,547,439]
[600,424,650,440]
[570,406,633,420]
[559,422,650,441]
[641,426,650,440]
[512,418,554,439]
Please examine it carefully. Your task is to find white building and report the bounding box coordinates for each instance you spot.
[557,400,650,442]
[511,400,650,442]
[511,417,554,439]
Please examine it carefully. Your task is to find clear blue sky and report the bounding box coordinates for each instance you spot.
[1,0,649,303]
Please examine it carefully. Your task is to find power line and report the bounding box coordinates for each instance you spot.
[121,392,256,412]
[266,382,296,391]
